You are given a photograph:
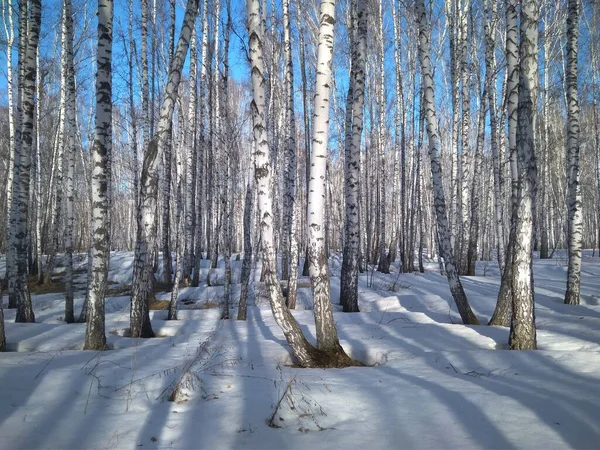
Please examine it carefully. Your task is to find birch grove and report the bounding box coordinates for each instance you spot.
[0,0,598,357]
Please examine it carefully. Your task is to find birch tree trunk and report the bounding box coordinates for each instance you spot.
[237,179,253,321]
[192,0,209,287]
[141,0,150,151]
[128,0,139,220]
[564,0,582,306]
[183,23,197,283]
[2,0,15,287]
[131,0,199,339]
[307,0,355,360]
[281,0,295,285]
[161,0,177,285]
[489,0,518,327]
[168,147,184,321]
[485,0,505,273]
[509,0,538,350]
[467,87,486,276]
[63,0,77,323]
[246,0,356,367]
[416,0,479,326]
[85,0,113,349]
[8,0,39,323]
[376,0,389,274]
[340,0,366,313]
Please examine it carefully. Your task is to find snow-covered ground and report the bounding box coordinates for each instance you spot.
[0,251,599,449]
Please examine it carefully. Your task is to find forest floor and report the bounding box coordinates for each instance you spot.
[0,251,599,449]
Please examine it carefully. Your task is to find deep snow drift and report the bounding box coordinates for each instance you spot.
[0,251,599,449]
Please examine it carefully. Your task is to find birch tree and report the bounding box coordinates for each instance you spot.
[63,0,77,323]
[2,0,15,289]
[340,0,366,313]
[376,0,390,274]
[281,0,296,284]
[183,23,198,283]
[130,0,199,339]
[564,0,582,305]
[246,0,356,367]
[192,0,209,287]
[85,0,113,350]
[8,0,40,323]
[489,0,518,327]
[509,0,538,350]
[416,0,479,326]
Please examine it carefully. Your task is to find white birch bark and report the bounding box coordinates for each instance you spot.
[34,45,43,283]
[183,23,197,282]
[564,0,582,305]
[489,0,518,327]
[246,0,354,367]
[8,0,38,322]
[416,0,479,325]
[281,0,296,286]
[128,0,140,219]
[307,0,355,358]
[485,0,505,273]
[131,0,199,339]
[85,0,113,349]
[237,179,253,321]
[376,0,389,274]
[340,0,366,313]
[63,0,77,323]
[192,0,209,286]
[2,0,15,287]
[161,0,177,285]
[141,0,150,150]
[509,0,538,350]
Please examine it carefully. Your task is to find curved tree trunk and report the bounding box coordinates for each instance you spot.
[416,0,479,326]
[131,0,199,339]
[246,0,356,368]
[489,0,518,327]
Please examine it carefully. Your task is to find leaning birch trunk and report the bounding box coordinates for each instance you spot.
[416,0,479,325]
[489,0,518,327]
[9,0,40,323]
[509,0,538,350]
[161,0,177,286]
[246,0,356,368]
[63,0,77,323]
[564,0,582,305]
[84,0,113,349]
[131,0,199,339]
[340,0,366,313]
